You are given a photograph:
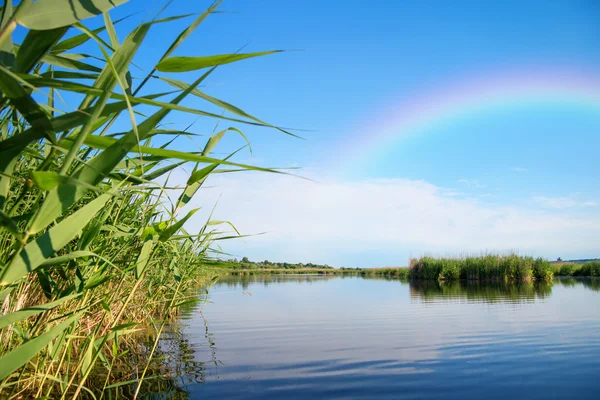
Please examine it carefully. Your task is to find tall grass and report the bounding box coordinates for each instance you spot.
[409,255,553,282]
[552,261,600,277]
[0,0,288,397]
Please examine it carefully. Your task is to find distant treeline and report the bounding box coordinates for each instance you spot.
[223,267,410,279]
[206,257,334,270]
[208,256,600,281]
[553,258,600,264]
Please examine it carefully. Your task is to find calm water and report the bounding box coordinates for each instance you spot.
[149,276,600,399]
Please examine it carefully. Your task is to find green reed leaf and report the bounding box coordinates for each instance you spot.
[0,192,112,286]
[159,208,199,242]
[52,15,129,53]
[135,239,154,279]
[141,161,185,181]
[0,66,55,143]
[0,294,80,330]
[0,313,80,381]
[0,210,22,239]
[156,50,282,72]
[160,1,221,62]
[63,134,284,175]
[17,0,129,30]
[31,171,105,192]
[160,75,290,139]
[41,52,102,72]
[15,26,68,73]
[38,251,98,268]
[0,157,17,210]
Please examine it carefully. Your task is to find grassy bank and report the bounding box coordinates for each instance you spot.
[222,267,410,279]
[409,255,554,281]
[206,258,334,271]
[0,1,287,397]
[217,258,600,282]
[551,261,600,277]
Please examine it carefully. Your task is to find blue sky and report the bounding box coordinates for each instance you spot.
[68,1,600,266]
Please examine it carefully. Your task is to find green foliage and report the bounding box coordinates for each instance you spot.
[360,267,409,280]
[210,257,334,270]
[574,261,600,277]
[409,257,445,280]
[558,264,574,276]
[17,0,129,30]
[500,254,533,281]
[439,260,461,280]
[0,0,288,397]
[552,261,600,277]
[532,258,553,281]
[463,255,503,280]
[223,266,411,280]
[410,254,553,282]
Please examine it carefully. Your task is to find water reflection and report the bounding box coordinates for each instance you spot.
[217,273,341,290]
[134,275,600,399]
[552,277,600,294]
[95,327,207,399]
[101,309,217,398]
[409,279,553,303]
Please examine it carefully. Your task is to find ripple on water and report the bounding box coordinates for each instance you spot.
[153,277,600,400]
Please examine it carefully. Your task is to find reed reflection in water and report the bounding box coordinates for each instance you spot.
[140,275,600,399]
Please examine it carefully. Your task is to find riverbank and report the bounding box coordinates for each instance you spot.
[220,266,410,278]
[216,258,600,281]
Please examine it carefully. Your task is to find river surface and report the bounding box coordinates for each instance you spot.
[149,276,600,399]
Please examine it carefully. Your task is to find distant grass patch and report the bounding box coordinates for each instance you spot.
[359,267,410,279]
[409,255,554,282]
[552,261,600,277]
[224,267,410,279]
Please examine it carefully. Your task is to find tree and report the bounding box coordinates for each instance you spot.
[242,256,249,263]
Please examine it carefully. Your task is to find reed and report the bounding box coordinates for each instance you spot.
[0,0,287,397]
[552,261,600,277]
[409,254,553,282]
[360,267,410,279]
[573,261,600,277]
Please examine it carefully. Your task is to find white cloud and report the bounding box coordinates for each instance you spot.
[533,195,597,209]
[511,167,528,172]
[171,170,600,267]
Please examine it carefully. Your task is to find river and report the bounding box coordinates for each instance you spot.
[145,275,600,399]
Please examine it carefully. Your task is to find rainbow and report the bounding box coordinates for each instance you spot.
[340,66,600,167]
